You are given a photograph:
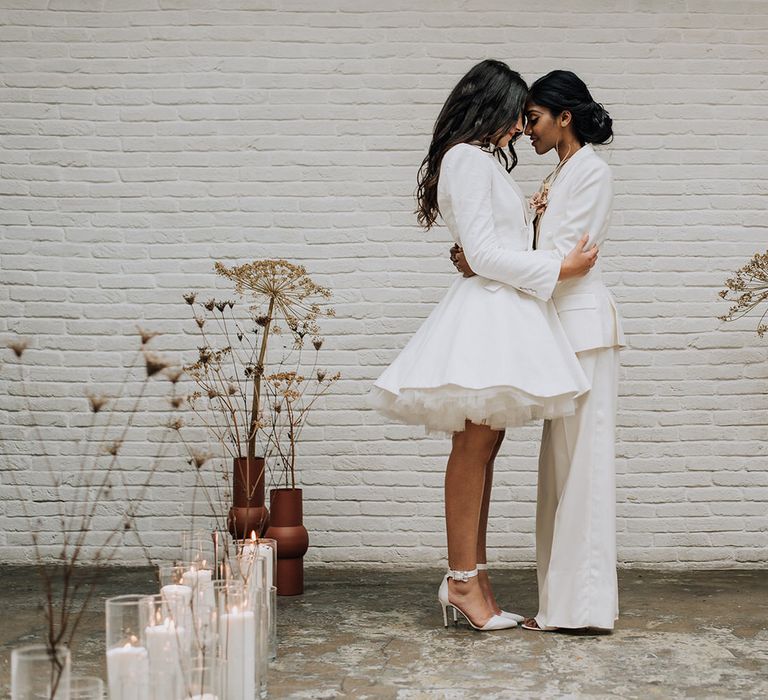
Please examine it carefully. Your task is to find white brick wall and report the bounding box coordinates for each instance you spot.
[1,1,767,568]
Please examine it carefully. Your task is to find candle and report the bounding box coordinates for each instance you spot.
[160,583,193,631]
[238,541,261,608]
[257,544,273,589]
[182,567,215,623]
[221,607,256,700]
[107,643,150,700]
[145,619,186,700]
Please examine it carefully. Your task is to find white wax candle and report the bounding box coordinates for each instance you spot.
[221,608,256,700]
[160,583,193,631]
[257,544,274,589]
[182,568,215,626]
[237,543,262,610]
[107,644,150,700]
[145,619,186,700]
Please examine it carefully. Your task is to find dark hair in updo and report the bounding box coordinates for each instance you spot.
[528,70,613,146]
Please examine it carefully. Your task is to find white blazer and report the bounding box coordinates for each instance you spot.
[438,143,561,302]
[536,144,625,353]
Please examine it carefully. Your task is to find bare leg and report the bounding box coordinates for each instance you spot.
[477,430,505,614]
[445,420,501,627]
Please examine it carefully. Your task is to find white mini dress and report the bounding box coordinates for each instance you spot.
[370,143,589,434]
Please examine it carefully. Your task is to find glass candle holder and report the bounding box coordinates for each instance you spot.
[180,529,215,567]
[233,541,267,608]
[11,644,71,700]
[251,537,277,591]
[160,561,215,635]
[105,594,150,700]
[69,676,104,700]
[185,657,222,700]
[267,585,277,663]
[214,580,256,700]
[139,594,190,700]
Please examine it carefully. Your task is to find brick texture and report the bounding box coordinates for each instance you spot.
[1,1,767,567]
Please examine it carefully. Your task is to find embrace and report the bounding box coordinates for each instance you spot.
[370,61,625,632]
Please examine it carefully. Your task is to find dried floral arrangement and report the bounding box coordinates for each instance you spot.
[179,259,339,506]
[719,250,768,338]
[1,330,180,696]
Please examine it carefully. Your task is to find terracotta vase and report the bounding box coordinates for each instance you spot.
[265,488,309,596]
[227,456,270,540]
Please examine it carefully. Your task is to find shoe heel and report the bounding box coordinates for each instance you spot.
[440,602,449,628]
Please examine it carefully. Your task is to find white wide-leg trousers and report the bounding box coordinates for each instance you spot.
[534,346,620,630]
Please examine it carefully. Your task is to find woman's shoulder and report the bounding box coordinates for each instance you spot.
[582,147,612,177]
[441,142,492,170]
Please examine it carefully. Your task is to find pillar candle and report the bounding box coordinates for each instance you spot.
[220,608,256,700]
[107,643,150,700]
[160,584,193,632]
[145,619,185,700]
[257,544,274,589]
[182,568,215,621]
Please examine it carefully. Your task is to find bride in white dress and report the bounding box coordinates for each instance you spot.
[369,60,597,631]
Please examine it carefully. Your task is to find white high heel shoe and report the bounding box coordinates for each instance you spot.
[477,563,525,623]
[438,568,518,631]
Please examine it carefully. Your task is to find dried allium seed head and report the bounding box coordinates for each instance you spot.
[228,382,238,396]
[8,338,28,358]
[183,292,196,305]
[237,332,243,342]
[317,369,326,382]
[189,450,210,470]
[195,317,205,329]
[204,299,215,311]
[244,364,254,378]
[170,396,184,409]
[87,394,108,413]
[144,352,169,377]
[227,299,235,309]
[198,347,212,365]
[168,417,184,430]
[312,337,323,351]
[216,301,227,313]
[138,327,160,346]
[207,388,219,400]
[106,440,122,456]
[273,402,282,414]
[165,367,183,384]
[255,315,270,327]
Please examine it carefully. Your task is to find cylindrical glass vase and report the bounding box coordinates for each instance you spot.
[11,644,71,700]
[214,580,256,700]
[184,657,223,700]
[105,594,150,700]
[139,594,190,700]
[69,676,104,700]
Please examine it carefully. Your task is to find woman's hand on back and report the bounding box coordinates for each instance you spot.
[559,234,598,280]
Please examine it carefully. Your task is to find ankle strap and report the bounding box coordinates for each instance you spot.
[447,568,478,583]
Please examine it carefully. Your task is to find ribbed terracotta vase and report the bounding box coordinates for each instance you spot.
[265,488,309,596]
[227,456,270,540]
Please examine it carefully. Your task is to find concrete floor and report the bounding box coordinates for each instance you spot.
[0,567,766,699]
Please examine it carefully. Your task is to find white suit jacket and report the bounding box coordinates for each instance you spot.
[536,144,625,353]
[438,143,561,302]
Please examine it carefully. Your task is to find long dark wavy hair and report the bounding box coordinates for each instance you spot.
[528,70,613,146]
[415,60,528,230]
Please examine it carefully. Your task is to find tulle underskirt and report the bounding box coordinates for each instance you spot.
[369,384,578,436]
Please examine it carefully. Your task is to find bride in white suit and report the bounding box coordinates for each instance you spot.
[455,70,624,631]
[370,60,597,631]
